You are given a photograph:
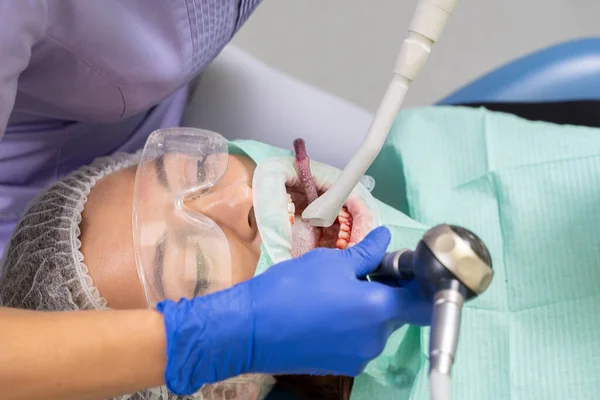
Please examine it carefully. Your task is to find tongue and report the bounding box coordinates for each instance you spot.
[293,138,354,250]
[290,218,318,257]
[293,139,319,203]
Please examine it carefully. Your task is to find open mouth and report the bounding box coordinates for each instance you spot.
[284,139,371,257]
[285,185,370,257]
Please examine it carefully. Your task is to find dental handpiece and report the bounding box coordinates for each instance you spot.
[302,0,459,227]
[368,224,494,400]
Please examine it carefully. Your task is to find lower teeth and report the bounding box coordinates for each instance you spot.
[335,207,353,249]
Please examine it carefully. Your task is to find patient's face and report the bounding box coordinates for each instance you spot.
[80,155,259,309]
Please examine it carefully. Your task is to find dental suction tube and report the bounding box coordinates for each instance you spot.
[369,224,494,400]
[302,0,459,227]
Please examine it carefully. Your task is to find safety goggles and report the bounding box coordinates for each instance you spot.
[133,128,233,307]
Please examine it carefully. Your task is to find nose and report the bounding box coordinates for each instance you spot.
[186,180,254,240]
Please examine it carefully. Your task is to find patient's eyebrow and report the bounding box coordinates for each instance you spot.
[153,234,167,299]
[154,155,169,189]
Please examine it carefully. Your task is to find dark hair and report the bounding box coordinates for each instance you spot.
[275,375,354,400]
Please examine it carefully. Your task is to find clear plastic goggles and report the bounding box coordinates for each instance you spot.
[133,128,233,307]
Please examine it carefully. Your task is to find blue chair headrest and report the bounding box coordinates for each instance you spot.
[439,37,600,105]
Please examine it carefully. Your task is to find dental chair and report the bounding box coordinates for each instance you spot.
[184,38,600,399]
[438,37,600,105]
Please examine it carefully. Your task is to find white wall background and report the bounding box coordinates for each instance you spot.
[232,0,600,112]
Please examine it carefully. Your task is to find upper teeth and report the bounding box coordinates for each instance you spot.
[287,193,295,225]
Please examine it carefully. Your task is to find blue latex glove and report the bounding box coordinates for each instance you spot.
[157,226,432,395]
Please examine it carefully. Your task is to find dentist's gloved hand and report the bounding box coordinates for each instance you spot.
[157,226,432,395]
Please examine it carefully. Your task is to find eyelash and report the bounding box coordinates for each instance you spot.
[197,158,206,183]
[194,243,210,296]
[155,155,169,188]
[155,237,166,298]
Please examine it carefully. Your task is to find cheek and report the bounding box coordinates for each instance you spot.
[228,238,260,284]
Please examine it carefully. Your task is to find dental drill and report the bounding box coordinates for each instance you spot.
[302,0,458,227]
[368,224,494,400]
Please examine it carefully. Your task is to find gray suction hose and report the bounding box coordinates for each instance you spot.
[302,0,459,227]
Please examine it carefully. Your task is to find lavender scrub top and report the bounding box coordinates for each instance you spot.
[0,0,262,254]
